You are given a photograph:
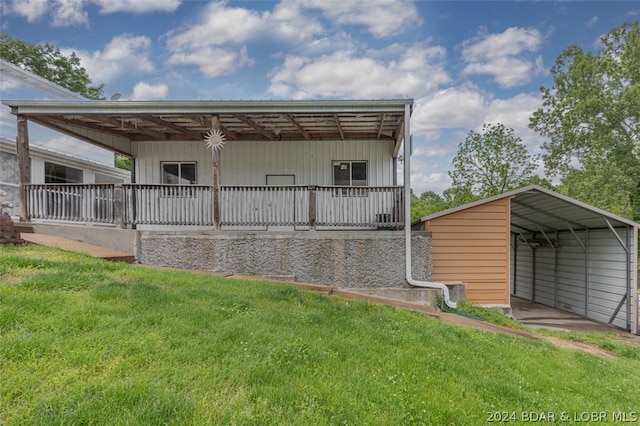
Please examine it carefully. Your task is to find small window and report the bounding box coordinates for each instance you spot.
[162,162,196,184]
[333,161,367,186]
[45,162,83,183]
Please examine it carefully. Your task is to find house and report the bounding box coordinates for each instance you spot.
[0,136,130,221]
[2,98,446,300]
[412,185,639,334]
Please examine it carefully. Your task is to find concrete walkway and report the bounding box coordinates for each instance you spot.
[511,297,628,333]
[21,233,134,263]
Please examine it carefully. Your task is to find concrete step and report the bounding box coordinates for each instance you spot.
[14,222,34,233]
[21,233,134,263]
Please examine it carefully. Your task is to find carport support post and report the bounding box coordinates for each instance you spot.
[211,115,221,230]
[16,115,31,222]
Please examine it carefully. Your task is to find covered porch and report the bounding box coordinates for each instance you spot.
[4,99,412,231]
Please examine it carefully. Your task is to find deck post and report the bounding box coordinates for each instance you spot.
[113,184,124,229]
[308,185,316,229]
[211,115,221,230]
[16,115,31,222]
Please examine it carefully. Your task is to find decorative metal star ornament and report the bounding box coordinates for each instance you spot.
[204,129,226,151]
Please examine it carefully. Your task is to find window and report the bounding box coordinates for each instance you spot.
[45,162,83,183]
[333,161,367,186]
[162,162,197,184]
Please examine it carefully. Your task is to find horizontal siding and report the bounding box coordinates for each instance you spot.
[428,198,510,305]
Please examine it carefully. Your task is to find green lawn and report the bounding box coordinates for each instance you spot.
[1,244,639,425]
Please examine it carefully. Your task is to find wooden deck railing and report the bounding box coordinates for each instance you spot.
[25,184,120,224]
[24,184,404,230]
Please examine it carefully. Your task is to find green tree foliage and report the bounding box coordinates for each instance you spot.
[529,22,640,220]
[449,123,539,198]
[0,34,104,100]
[0,35,133,170]
[410,191,447,222]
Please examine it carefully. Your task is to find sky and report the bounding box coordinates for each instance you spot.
[0,0,638,195]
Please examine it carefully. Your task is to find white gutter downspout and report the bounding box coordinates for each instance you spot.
[403,102,457,309]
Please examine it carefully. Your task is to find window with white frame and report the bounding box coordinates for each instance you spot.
[333,161,367,186]
[45,161,83,183]
[162,162,197,184]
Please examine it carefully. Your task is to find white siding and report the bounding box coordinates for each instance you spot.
[133,141,210,184]
[133,139,395,186]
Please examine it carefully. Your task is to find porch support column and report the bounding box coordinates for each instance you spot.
[211,115,221,230]
[16,115,31,222]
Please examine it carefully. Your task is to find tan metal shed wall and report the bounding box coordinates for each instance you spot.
[423,198,510,305]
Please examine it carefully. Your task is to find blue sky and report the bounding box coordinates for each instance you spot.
[1,0,638,195]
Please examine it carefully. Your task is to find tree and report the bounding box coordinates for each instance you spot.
[410,190,447,222]
[0,35,132,170]
[529,22,640,220]
[448,123,539,198]
[0,34,104,100]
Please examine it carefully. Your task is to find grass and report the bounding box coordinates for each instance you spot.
[1,244,639,425]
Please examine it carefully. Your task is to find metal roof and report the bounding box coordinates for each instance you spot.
[0,59,85,100]
[2,99,412,157]
[417,185,639,233]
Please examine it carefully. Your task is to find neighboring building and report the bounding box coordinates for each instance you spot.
[0,136,130,219]
[413,185,639,334]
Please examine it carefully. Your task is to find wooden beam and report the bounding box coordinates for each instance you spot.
[333,114,345,140]
[27,116,133,156]
[140,115,204,140]
[16,115,30,222]
[83,115,168,140]
[376,113,386,139]
[284,114,311,140]
[235,114,276,140]
[392,119,404,158]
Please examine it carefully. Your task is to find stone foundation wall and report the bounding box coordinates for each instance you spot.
[137,230,432,289]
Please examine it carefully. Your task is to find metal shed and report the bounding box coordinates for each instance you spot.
[414,185,639,334]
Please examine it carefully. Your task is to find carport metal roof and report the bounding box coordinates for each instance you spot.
[417,185,639,234]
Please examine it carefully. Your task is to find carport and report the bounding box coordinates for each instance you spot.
[415,185,639,334]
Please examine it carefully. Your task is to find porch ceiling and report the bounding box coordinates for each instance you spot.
[3,99,412,157]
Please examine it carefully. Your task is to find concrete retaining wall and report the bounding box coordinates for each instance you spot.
[137,230,432,289]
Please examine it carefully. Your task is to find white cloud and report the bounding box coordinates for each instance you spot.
[411,87,488,138]
[168,46,253,78]
[92,0,181,14]
[51,0,88,27]
[6,0,87,27]
[585,15,598,28]
[131,82,169,100]
[7,0,48,22]
[484,93,544,150]
[462,27,546,88]
[268,43,449,99]
[299,0,422,38]
[165,2,323,77]
[70,34,155,83]
[408,170,452,196]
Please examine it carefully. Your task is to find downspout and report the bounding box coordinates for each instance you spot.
[403,102,457,309]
